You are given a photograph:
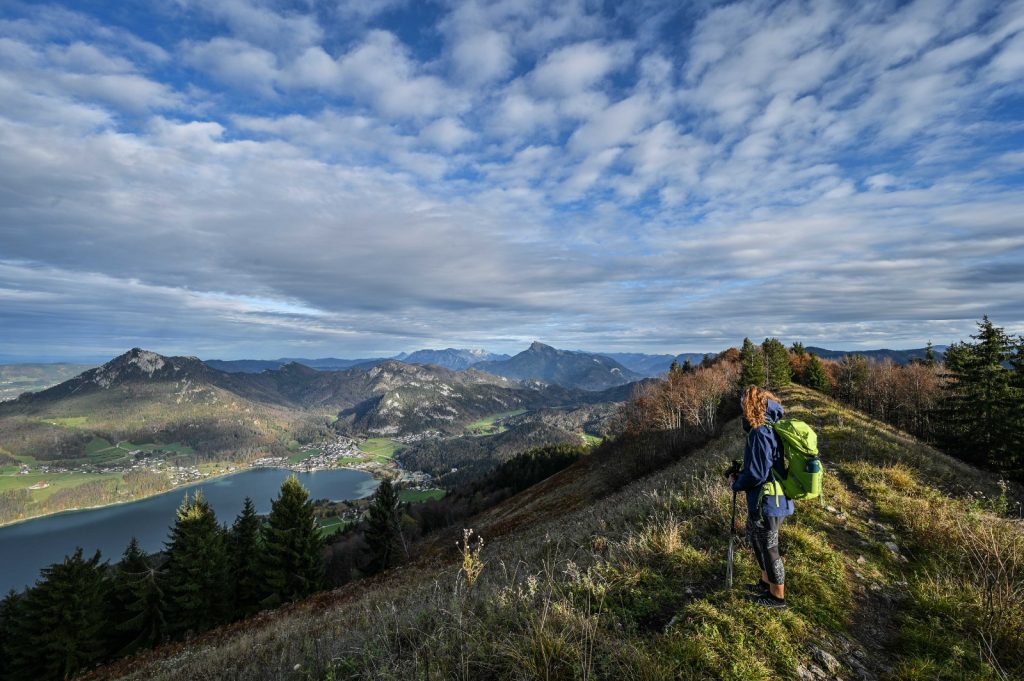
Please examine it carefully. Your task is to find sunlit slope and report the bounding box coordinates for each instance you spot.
[86,385,1023,681]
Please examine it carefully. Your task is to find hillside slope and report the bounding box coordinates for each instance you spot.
[84,386,1023,680]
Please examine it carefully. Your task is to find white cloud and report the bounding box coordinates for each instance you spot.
[184,37,279,94]
[530,40,632,96]
[451,30,514,85]
[178,0,322,50]
[420,117,474,151]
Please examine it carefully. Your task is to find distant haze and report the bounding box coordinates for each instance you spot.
[1,1,1021,361]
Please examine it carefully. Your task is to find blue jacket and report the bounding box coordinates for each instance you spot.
[731,400,794,517]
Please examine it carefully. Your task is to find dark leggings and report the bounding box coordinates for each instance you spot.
[747,514,785,585]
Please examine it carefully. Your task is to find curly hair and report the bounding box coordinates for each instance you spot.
[741,385,781,428]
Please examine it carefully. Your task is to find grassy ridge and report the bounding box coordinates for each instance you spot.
[86,386,1023,680]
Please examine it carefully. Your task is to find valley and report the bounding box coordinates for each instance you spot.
[0,346,631,525]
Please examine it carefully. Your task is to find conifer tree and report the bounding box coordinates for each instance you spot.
[924,340,937,366]
[669,359,680,373]
[15,549,108,681]
[805,355,832,393]
[120,562,166,655]
[740,337,766,387]
[940,317,1022,471]
[365,478,403,572]
[0,589,24,681]
[107,537,151,656]
[230,497,265,616]
[260,477,324,607]
[762,337,792,389]
[790,341,806,356]
[682,359,694,373]
[162,492,229,637]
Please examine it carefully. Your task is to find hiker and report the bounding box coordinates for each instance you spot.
[728,384,793,609]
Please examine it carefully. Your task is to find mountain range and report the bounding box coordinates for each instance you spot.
[0,347,640,465]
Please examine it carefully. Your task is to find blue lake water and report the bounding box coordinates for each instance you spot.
[0,467,379,593]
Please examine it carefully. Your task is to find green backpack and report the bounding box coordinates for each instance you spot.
[768,419,824,501]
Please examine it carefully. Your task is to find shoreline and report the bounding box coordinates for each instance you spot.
[0,460,393,530]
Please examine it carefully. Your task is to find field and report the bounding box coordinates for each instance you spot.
[287,448,319,464]
[357,438,404,462]
[465,409,528,435]
[317,515,352,538]
[45,416,89,427]
[0,471,122,502]
[397,488,446,503]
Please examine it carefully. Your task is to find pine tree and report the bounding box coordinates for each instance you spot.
[924,340,937,366]
[0,589,25,681]
[762,337,792,389]
[229,497,265,616]
[364,478,403,573]
[805,355,832,393]
[790,341,806,356]
[107,537,151,656]
[669,359,681,374]
[260,476,324,607]
[740,337,766,387]
[15,549,109,681]
[940,317,1022,471]
[162,492,229,637]
[120,563,166,655]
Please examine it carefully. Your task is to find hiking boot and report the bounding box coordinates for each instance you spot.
[748,592,788,609]
[745,580,770,595]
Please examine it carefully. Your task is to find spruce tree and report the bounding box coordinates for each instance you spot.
[805,355,832,393]
[924,340,937,366]
[162,491,229,637]
[260,476,324,607]
[16,549,109,681]
[740,337,766,387]
[229,497,265,616]
[669,359,681,374]
[364,478,403,572]
[940,317,1022,471]
[108,537,151,656]
[790,341,806,356]
[120,562,167,655]
[762,337,792,389]
[0,589,24,681]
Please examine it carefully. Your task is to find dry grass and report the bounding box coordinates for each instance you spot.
[85,385,1024,681]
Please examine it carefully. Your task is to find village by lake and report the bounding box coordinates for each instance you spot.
[0,467,381,594]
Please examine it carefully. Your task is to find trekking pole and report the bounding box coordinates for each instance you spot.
[726,489,738,588]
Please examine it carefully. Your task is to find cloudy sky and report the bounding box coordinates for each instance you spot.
[1,0,1022,362]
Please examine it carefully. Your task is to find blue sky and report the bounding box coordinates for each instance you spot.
[1,0,1023,362]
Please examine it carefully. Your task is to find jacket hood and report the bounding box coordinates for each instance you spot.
[766,399,785,424]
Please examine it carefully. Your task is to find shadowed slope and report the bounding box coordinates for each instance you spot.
[82,386,1024,681]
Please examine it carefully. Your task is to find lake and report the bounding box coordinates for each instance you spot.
[0,467,379,594]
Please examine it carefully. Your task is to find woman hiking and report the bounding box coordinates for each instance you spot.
[728,384,793,609]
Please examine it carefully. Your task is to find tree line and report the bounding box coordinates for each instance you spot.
[738,317,1024,479]
[0,476,325,681]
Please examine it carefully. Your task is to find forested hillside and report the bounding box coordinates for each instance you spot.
[62,382,1023,681]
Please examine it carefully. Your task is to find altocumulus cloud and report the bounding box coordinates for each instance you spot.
[0,0,1022,361]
